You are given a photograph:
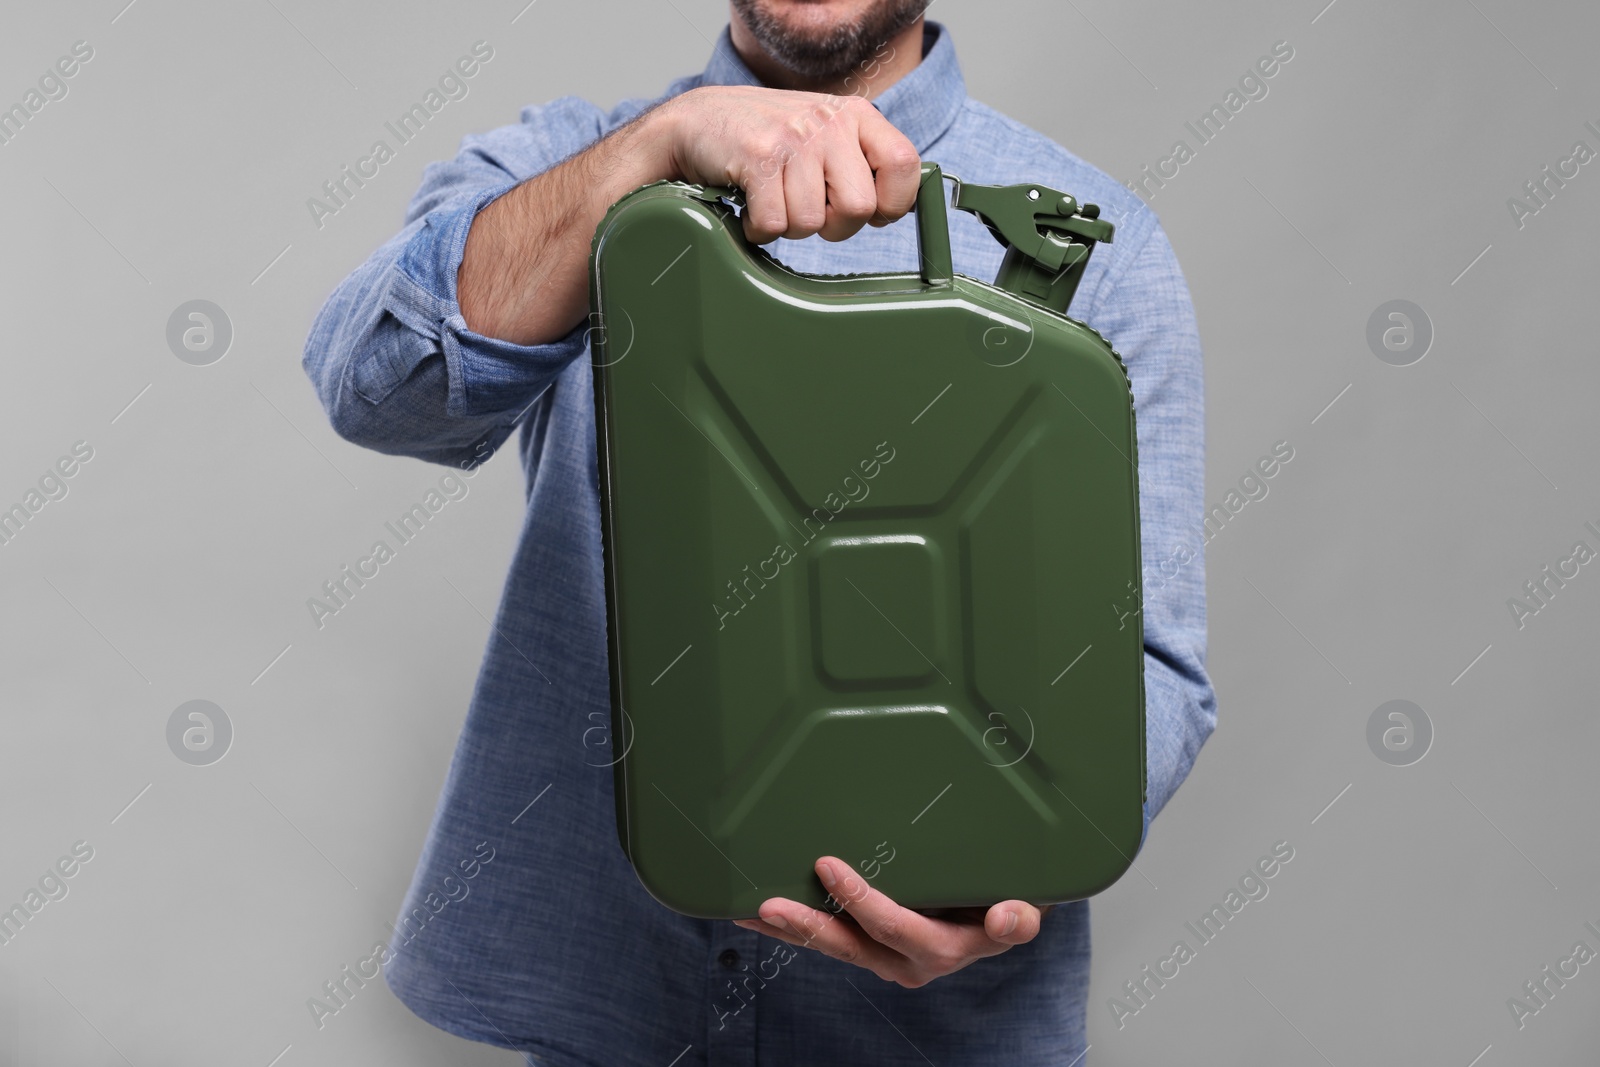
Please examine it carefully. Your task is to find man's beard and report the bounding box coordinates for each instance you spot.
[730,0,929,81]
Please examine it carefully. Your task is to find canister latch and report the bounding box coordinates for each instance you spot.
[950,180,1114,316]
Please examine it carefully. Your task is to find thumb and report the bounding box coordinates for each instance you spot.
[984,901,1044,946]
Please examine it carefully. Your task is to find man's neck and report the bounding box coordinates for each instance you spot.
[729,17,926,99]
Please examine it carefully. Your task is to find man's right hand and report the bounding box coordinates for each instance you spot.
[456,85,921,347]
[662,84,922,245]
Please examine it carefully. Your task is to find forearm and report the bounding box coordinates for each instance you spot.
[458,101,679,345]
[304,84,920,466]
[302,96,623,467]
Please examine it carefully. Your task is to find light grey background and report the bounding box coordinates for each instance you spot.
[1,0,1595,1063]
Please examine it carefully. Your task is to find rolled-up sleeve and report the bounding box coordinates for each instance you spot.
[301,96,607,468]
[1083,214,1217,836]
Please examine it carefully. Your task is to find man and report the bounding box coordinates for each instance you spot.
[303,1,1215,1063]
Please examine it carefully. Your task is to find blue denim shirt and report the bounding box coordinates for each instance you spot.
[303,21,1214,1067]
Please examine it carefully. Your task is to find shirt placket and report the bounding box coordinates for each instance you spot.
[706,924,764,1065]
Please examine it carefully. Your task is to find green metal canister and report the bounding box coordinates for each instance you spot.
[589,163,1144,919]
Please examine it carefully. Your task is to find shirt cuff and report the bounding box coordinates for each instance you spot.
[382,181,590,420]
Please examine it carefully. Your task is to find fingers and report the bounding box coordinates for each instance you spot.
[733,898,875,959]
[820,857,1044,967]
[818,148,879,243]
[755,895,899,974]
[781,155,827,241]
[740,163,788,244]
[813,857,940,957]
[731,915,809,948]
[857,105,921,226]
[737,901,1047,953]
[723,92,915,244]
[733,868,1050,989]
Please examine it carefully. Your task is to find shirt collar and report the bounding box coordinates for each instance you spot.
[697,19,967,153]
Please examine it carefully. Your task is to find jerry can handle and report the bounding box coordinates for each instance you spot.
[691,163,955,290]
[911,162,954,288]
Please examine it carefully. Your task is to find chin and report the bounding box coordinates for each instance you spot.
[733,0,926,80]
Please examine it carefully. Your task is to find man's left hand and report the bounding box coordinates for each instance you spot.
[731,856,1051,988]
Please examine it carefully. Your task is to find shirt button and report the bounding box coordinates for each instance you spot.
[718,949,740,969]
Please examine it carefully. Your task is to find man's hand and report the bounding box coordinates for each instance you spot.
[663,84,922,245]
[457,85,919,346]
[731,856,1052,989]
